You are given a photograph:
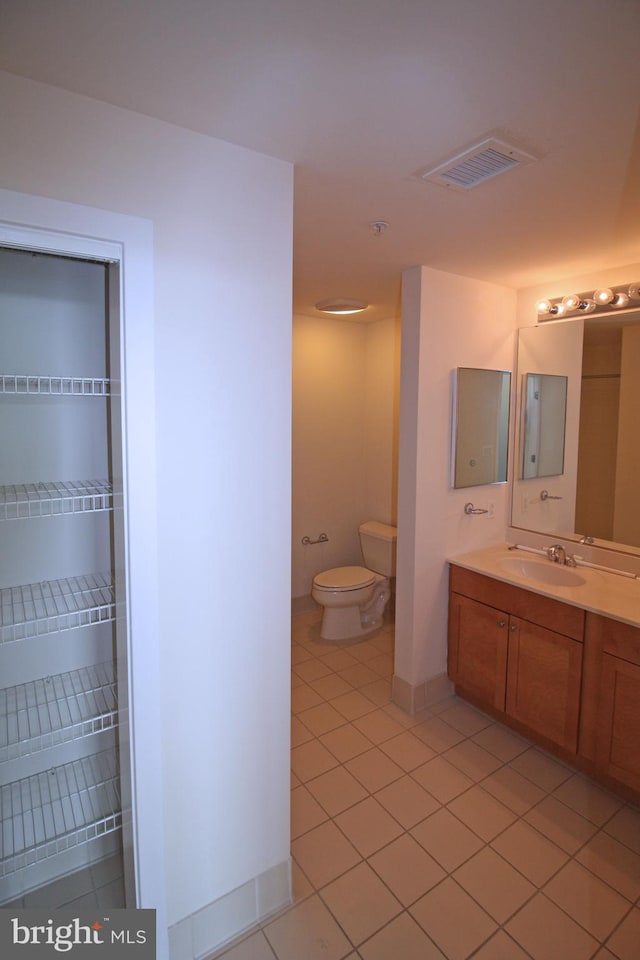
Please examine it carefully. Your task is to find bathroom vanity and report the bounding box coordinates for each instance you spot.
[448,544,640,803]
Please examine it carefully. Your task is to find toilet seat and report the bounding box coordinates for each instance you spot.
[313,565,376,592]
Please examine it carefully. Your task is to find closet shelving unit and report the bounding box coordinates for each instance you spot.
[0,249,127,905]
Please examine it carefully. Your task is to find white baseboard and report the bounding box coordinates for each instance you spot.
[392,672,453,715]
[168,859,292,960]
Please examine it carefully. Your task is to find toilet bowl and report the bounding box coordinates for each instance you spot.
[312,521,397,642]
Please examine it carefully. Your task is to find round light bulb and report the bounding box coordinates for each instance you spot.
[536,298,552,315]
[628,283,640,300]
[594,287,614,305]
[612,292,629,308]
[579,298,596,314]
[562,294,581,311]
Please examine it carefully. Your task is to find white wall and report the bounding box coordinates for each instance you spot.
[395,266,516,704]
[0,71,293,955]
[291,314,398,600]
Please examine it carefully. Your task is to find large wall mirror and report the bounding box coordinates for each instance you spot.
[452,367,511,489]
[511,311,640,553]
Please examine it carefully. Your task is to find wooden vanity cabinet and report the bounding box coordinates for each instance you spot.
[583,614,640,794]
[448,565,585,753]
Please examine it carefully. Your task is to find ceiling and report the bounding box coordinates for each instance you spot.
[2,0,639,322]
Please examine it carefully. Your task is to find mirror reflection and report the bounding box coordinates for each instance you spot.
[452,367,511,489]
[512,312,640,552]
[520,373,568,479]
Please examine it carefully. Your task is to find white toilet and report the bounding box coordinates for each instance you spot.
[312,521,397,641]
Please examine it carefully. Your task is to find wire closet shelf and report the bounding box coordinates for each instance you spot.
[0,375,112,397]
[0,662,117,763]
[0,575,115,645]
[0,481,114,521]
[0,749,121,879]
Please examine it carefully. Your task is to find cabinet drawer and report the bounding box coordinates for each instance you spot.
[587,613,640,667]
[450,565,585,641]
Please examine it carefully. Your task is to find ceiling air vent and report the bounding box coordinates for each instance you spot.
[419,138,536,191]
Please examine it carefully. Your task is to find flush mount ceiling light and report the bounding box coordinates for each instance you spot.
[315,298,368,315]
[418,137,537,192]
[536,282,640,321]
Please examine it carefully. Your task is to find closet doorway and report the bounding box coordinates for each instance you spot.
[0,244,133,909]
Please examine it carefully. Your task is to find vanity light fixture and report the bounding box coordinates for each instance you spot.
[315,298,368,315]
[537,282,640,321]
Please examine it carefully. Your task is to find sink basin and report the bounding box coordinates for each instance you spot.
[500,555,587,587]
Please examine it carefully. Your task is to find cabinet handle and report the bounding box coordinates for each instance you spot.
[498,619,506,628]
[510,623,517,632]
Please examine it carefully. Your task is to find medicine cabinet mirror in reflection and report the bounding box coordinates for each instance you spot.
[452,367,511,489]
[520,373,568,479]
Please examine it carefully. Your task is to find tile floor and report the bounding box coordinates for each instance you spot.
[218,608,640,960]
[3,853,125,910]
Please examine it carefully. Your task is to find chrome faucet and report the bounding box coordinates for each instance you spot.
[547,544,577,566]
[548,544,566,564]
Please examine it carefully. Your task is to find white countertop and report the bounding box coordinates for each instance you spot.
[449,543,640,629]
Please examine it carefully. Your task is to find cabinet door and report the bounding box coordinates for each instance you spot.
[448,593,508,710]
[596,655,640,793]
[506,618,582,752]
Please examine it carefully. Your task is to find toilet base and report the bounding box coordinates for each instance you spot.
[316,578,390,642]
[319,604,384,642]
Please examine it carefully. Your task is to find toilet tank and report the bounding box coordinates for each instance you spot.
[359,521,397,576]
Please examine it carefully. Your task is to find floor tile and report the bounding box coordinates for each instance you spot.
[411,808,484,872]
[358,911,446,960]
[471,724,530,763]
[293,658,334,683]
[290,820,361,889]
[263,894,352,960]
[381,701,424,729]
[437,701,493,736]
[604,806,640,857]
[481,765,547,815]
[291,858,314,902]
[524,795,599,854]
[471,930,532,959]
[338,663,380,689]
[367,653,394,677]
[345,747,404,793]
[309,673,354,700]
[291,739,340,782]
[410,877,497,960]
[505,893,599,960]
[306,766,369,817]
[319,723,374,763]
[347,640,382,663]
[334,796,403,857]
[291,683,325,714]
[552,773,623,826]
[491,819,568,886]
[291,715,315,747]
[291,785,330,838]
[378,730,435,771]
[292,644,314,665]
[443,739,504,781]
[218,929,276,960]
[331,690,377,721]
[320,862,402,945]
[374,775,440,829]
[447,785,517,842]
[298,702,348,736]
[319,649,360,672]
[543,860,631,941]
[575,830,640,902]
[352,708,406,745]
[454,847,536,923]
[368,834,446,905]
[605,905,640,960]
[359,678,392,706]
[410,715,466,753]
[411,756,474,803]
[509,746,573,793]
